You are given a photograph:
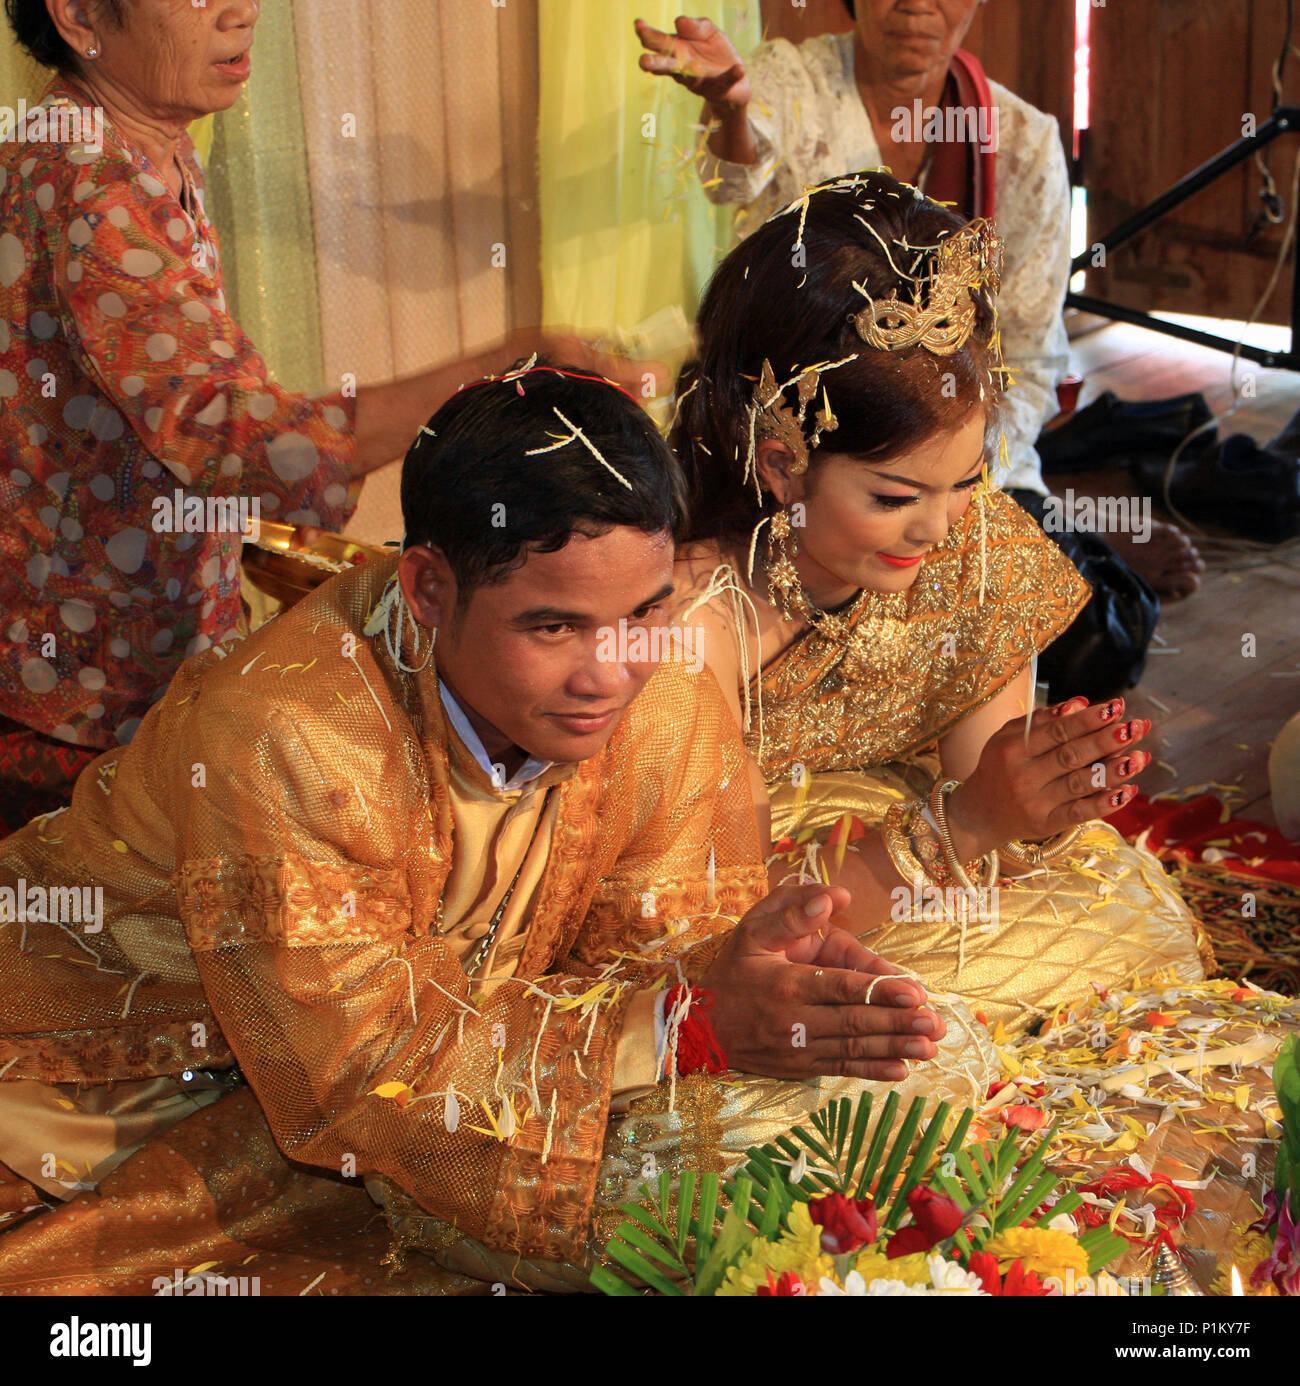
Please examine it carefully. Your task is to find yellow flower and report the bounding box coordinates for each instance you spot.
[984,1227,1089,1282]
[1210,1230,1279,1297]
[716,1203,833,1296]
[851,1250,931,1286]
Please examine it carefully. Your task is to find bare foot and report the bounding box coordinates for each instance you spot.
[1107,520,1205,599]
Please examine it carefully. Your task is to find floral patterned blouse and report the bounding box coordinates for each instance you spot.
[0,77,357,750]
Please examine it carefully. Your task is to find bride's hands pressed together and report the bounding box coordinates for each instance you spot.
[945,696,1151,859]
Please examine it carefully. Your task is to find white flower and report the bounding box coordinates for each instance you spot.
[818,1271,867,1296]
[1046,1212,1080,1234]
[817,1272,931,1297]
[926,1256,989,1294]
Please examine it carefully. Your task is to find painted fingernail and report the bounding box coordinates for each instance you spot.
[905,1039,931,1057]
[1116,724,1132,743]
[1144,719,1152,735]
[1118,758,1132,776]
[1099,700,1119,721]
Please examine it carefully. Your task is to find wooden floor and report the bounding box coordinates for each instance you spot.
[1051,316,1300,828]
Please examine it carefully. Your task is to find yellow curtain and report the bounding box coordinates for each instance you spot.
[537,0,760,379]
[201,3,322,392]
[190,115,213,166]
[0,41,46,107]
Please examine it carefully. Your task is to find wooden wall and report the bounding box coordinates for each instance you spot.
[1086,0,1297,325]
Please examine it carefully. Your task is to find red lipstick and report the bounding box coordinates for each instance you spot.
[876,552,927,568]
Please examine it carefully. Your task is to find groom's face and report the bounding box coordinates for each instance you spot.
[401,526,676,767]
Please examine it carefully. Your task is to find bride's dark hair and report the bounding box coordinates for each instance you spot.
[671,170,999,545]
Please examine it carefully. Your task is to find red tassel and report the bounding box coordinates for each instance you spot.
[664,984,728,1076]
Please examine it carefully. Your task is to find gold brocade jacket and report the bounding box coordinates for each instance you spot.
[0,556,767,1261]
[750,490,1092,780]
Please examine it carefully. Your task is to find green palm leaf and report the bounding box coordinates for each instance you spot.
[591,1090,1127,1295]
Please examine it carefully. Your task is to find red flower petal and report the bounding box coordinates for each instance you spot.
[1000,1104,1049,1132]
[966,1249,1002,1295]
[885,1225,935,1258]
[906,1186,964,1240]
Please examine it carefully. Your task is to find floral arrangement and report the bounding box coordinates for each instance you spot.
[1229,1033,1299,1296]
[591,1089,1134,1297]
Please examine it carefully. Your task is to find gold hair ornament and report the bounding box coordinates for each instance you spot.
[747,355,854,486]
[851,218,1004,357]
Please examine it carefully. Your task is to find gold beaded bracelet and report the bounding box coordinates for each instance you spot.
[905,805,954,886]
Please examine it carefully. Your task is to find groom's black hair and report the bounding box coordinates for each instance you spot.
[401,361,685,600]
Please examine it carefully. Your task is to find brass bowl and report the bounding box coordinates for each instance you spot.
[243,521,389,607]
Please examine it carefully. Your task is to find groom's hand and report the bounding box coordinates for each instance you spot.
[699,884,945,1082]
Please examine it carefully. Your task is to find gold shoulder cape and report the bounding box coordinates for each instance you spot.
[751,489,1091,781]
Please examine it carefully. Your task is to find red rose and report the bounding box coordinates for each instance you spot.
[756,1269,806,1296]
[885,1225,933,1258]
[808,1192,879,1255]
[884,1187,964,1257]
[907,1186,964,1241]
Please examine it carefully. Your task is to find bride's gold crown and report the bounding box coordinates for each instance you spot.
[851,218,1004,357]
[745,217,1005,482]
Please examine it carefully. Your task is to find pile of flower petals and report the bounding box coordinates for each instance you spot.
[978,973,1300,1282]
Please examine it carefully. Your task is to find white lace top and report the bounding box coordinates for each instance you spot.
[697,32,1073,494]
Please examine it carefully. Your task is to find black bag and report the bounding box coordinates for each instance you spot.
[1007,489,1160,704]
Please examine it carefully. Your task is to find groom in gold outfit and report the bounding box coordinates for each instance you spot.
[0,365,944,1285]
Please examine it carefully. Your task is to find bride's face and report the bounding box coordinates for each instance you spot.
[768,407,989,599]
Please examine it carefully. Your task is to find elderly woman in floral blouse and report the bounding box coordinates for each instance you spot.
[0,0,623,833]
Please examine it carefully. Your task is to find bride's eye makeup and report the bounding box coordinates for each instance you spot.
[869,463,985,510]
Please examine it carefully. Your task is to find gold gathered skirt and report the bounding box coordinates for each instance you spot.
[767,764,1208,1033]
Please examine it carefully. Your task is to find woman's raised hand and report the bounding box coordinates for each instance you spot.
[634,15,751,109]
[948,696,1152,852]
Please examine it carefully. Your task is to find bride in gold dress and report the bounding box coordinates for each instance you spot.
[668,171,1208,1029]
